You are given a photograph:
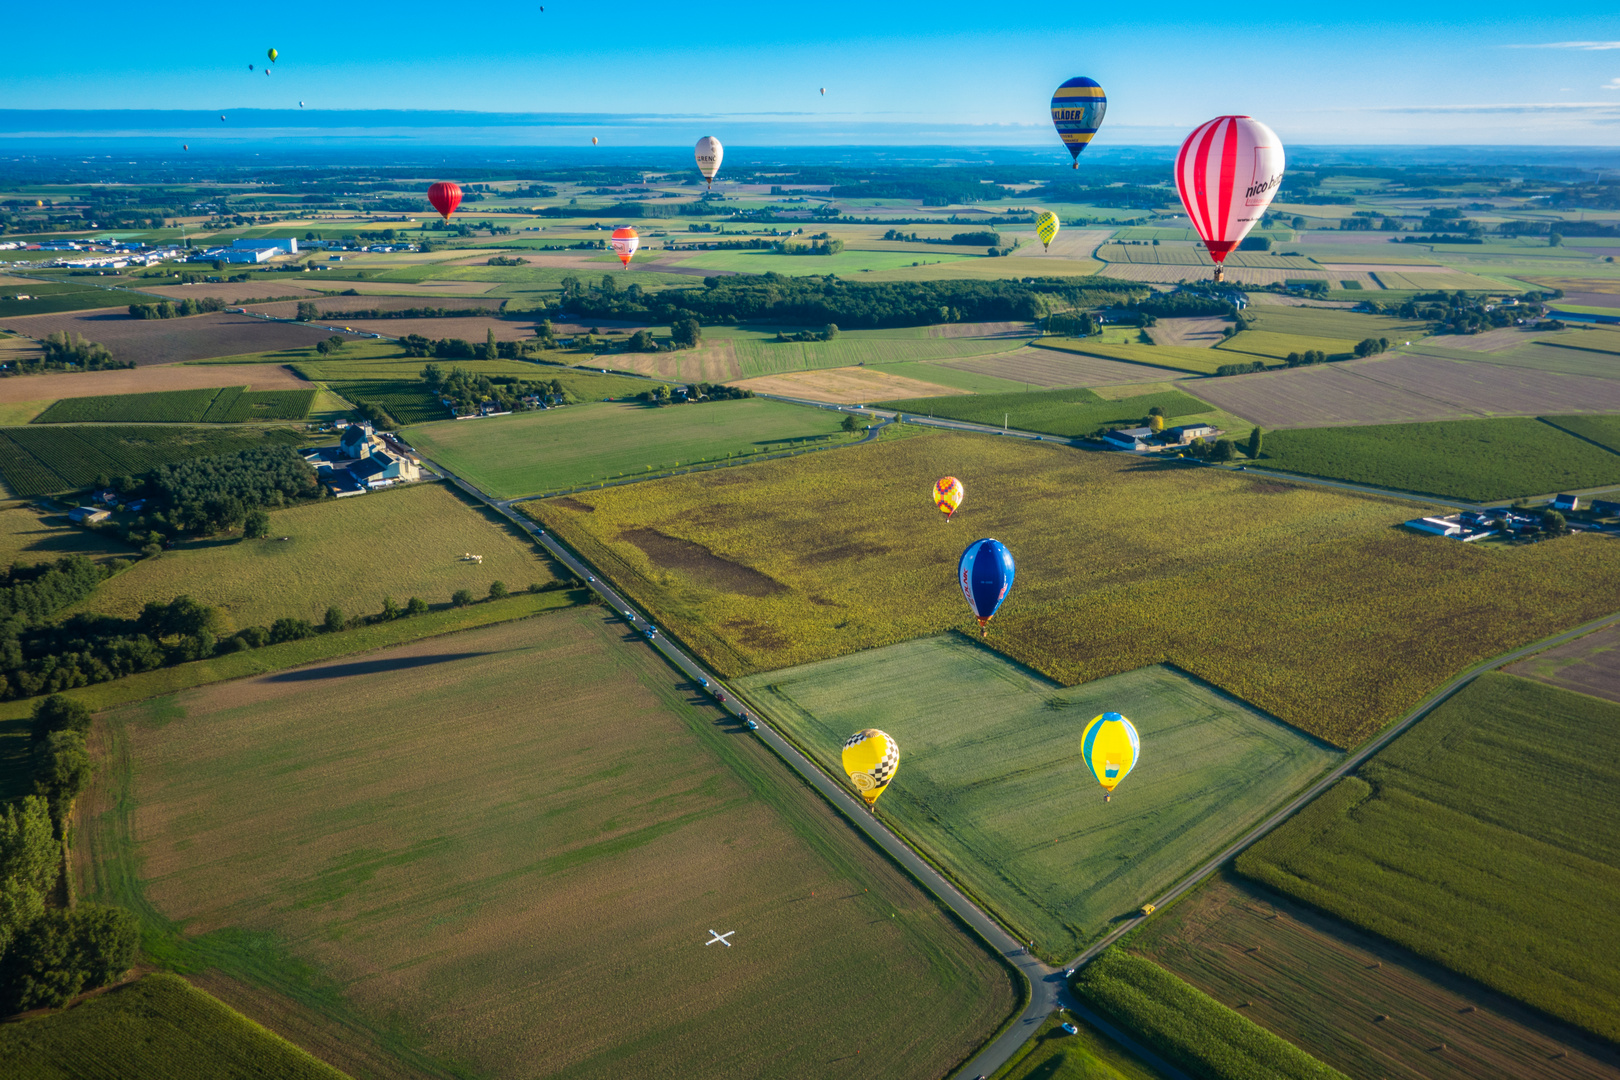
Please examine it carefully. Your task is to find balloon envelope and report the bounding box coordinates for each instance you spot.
[959,538,1014,634]
[1051,78,1107,167]
[1080,712,1140,799]
[427,181,462,221]
[267,48,278,62]
[1174,115,1285,265]
[591,136,598,145]
[1035,210,1060,251]
[694,136,724,189]
[842,729,899,806]
[610,226,640,267]
[933,476,964,518]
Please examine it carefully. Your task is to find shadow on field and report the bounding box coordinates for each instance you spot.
[265,652,494,681]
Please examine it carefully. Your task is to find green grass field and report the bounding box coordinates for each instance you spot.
[1259,418,1620,500]
[740,637,1339,957]
[670,248,976,275]
[0,974,352,1080]
[1244,306,1431,343]
[0,283,125,318]
[404,398,852,498]
[0,426,307,497]
[870,360,1032,394]
[1236,672,1620,1044]
[1072,950,1347,1080]
[66,481,559,629]
[1216,331,1361,361]
[1543,412,1620,454]
[33,386,315,424]
[0,505,136,565]
[990,1014,1167,1080]
[78,607,1015,1080]
[1038,339,1238,376]
[530,433,1620,747]
[876,386,1211,437]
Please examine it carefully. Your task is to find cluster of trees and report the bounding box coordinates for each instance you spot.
[636,383,752,407]
[880,229,1003,247]
[1024,182,1176,209]
[400,332,538,361]
[1215,361,1267,377]
[127,297,228,320]
[1353,337,1391,358]
[559,273,1145,330]
[314,335,348,356]
[1400,234,1484,245]
[11,332,132,377]
[486,256,525,266]
[421,363,580,414]
[1,778,138,1013]
[1366,291,1547,335]
[1340,214,1404,231]
[1132,293,1237,319]
[772,237,844,256]
[1047,311,1101,337]
[774,323,839,343]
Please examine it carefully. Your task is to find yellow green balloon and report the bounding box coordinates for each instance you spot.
[842,729,899,806]
[1036,210,1060,252]
[267,48,278,62]
[1080,712,1139,801]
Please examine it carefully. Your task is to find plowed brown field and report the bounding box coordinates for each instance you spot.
[0,310,366,366]
[0,363,310,405]
[1505,622,1620,704]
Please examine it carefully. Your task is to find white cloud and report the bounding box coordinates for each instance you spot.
[1605,78,1620,91]
[1509,41,1620,50]
[1360,102,1620,114]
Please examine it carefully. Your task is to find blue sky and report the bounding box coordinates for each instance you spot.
[3,0,1619,144]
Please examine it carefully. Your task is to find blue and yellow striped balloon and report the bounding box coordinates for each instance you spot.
[1080,711,1139,801]
[1051,77,1107,168]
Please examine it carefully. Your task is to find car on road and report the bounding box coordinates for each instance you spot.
[624,610,636,621]
[1064,967,1076,977]
[1060,1023,1078,1036]
[587,575,595,583]
[1035,436,1043,440]
[644,626,658,639]
[698,677,710,688]
[745,719,759,731]
[716,692,726,703]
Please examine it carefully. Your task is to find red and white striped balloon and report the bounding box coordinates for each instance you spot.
[1174,116,1285,265]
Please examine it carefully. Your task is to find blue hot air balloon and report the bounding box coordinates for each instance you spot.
[959,538,1015,636]
[1050,77,1107,168]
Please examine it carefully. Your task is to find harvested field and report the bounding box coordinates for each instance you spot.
[1418,327,1545,353]
[735,365,968,403]
[1012,228,1112,260]
[1236,673,1620,1045]
[1371,269,1507,291]
[1505,622,1620,704]
[1146,317,1227,347]
[531,433,1620,747]
[242,295,506,319]
[0,505,136,565]
[1192,354,1620,428]
[927,319,1038,339]
[0,362,310,406]
[943,345,1185,387]
[1131,875,1619,1080]
[307,314,541,342]
[80,608,1014,1080]
[1245,294,1362,308]
[879,386,1208,438]
[1244,306,1431,343]
[1097,245,1317,270]
[595,341,741,382]
[740,639,1338,958]
[69,481,557,628]
[313,279,499,296]
[139,282,324,303]
[0,310,366,366]
[1098,264,1377,288]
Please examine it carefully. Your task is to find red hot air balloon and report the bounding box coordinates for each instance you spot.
[1174,116,1285,283]
[427,181,463,221]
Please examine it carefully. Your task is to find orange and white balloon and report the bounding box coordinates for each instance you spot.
[1174,115,1284,281]
[610,226,640,267]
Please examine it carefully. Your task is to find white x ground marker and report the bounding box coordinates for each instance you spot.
[705,930,735,947]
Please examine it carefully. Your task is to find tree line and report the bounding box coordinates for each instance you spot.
[297,302,497,321]
[7,332,133,377]
[127,296,229,320]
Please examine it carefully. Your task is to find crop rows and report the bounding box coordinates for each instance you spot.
[198,386,245,421]
[1072,949,1348,1080]
[876,387,1210,436]
[731,334,1027,378]
[0,425,305,495]
[34,387,224,424]
[1215,331,1361,361]
[1236,673,1620,1044]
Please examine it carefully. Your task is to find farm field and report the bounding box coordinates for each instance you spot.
[67,481,557,628]
[1099,264,1382,289]
[242,295,507,318]
[1243,306,1432,344]
[866,359,1032,394]
[0,361,313,406]
[1236,673,1620,1044]
[659,247,977,275]
[733,364,969,402]
[1216,331,1362,361]
[0,310,367,366]
[1130,875,1620,1080]
[1258,418,1620,500]
[404,398,851,498]
[1072,948,1347,1080]
[0,505,136,564]
[0,973,352,1080]
[739,637,1339,957]
[877,386,1211,437]
[0,425,307,497]
[1504,622,1620,704]
[943,345,1191,387]
[0,283,137,319]
[78,608,1015,1080]
[1192,354,1620,428]
[990,1015,1167,1080]
[529,433,1620,746]
[1040,339,1248,376]
[1145,316,1227,348]
[306,313,545,343]
[1410,341,1620,380]
[1542,411,1620,453]
[140,282,324,303]
[33,385,314,424]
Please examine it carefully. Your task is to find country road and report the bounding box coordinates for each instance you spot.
[420,443,1620,1080]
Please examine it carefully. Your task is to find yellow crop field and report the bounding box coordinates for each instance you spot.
[530,434,1620,746]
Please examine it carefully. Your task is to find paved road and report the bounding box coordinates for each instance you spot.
[420,436,1620,1080]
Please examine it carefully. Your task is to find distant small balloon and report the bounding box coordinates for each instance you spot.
[268,48,278,62]
[220,115,226,121]
[299,101,305,108]
[933,476,964,520]
[694,135,724,190]
[610,226,640,267]
[820,87,826,95]
[427,181,463,221]
[591,136,598,145]
[183,144,189,151]
[1035,210,1060,252]
[248,64,254,71]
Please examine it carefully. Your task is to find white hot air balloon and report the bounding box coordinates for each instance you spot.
[694,136,723,191]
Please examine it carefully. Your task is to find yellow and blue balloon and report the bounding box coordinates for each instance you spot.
[1051,77,1107,168]
[1080,712,1139,801]
[1035,210,1060,252]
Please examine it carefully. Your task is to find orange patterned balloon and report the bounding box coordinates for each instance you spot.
[933,476,964,519]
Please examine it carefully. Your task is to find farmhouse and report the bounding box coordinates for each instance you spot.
[1102,423,1226,453]
[1164,423,1219,445]
[1551,493,1581,512]
[1103,427,1153,451]
[67,506,111,525]
[304,421,422,496]
[1404,513,1500,541]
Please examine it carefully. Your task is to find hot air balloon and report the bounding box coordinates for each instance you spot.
[299,101,305,108]
[248,64,254,71]
[819,88,826,95]
[267,47,278,62]
[959,538,1014,636]
[1080,712,1140,802]
[220,115,226,121]
[183,144,189,151]
[1035,210,1060,252]
[933,476,964,520]
[1174,116,1285,283]
[427,181,462,221]
[694,136,723,190]
[842,729,899,807]
[1050,78,1106,168]
[610,227,640,267]
[591,136,598,145]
